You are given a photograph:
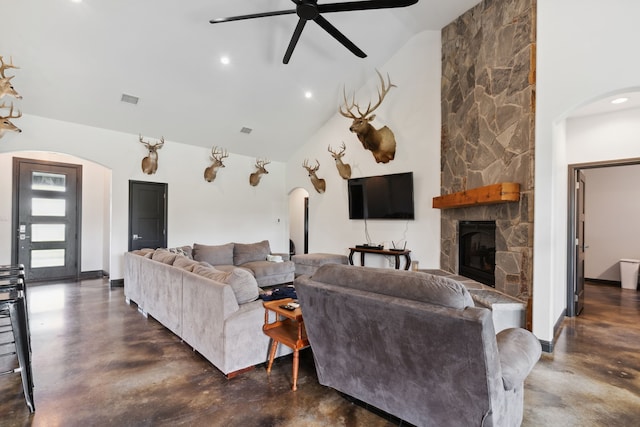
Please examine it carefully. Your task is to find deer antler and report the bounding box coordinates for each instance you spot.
[0,102,21,119]
[139,134,164,148]
[256,158,270,168]
[0,56,19,79]
[211,146,229,161]
[328,142,346,158]
[358,69,396,118]
[339,69,396,119]
[302,159,320,173]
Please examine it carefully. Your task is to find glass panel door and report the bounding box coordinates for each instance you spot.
[13,158,82,281]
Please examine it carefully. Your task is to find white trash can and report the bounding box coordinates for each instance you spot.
[619,259,640,290]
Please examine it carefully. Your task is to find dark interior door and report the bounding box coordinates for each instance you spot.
[575,170,586,315]
[13,158,82,281]
[129,181,167,251]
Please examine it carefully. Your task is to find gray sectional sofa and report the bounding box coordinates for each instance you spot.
[123,240,294,377]
[295,264,541,427]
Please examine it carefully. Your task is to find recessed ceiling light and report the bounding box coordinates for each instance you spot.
[220,56,230,65]
[611,97,629,104]
[71,0,82,3]
[304,91,313,99]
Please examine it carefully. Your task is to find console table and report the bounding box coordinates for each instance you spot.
[348,247,412,270]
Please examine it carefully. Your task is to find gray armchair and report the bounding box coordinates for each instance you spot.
[295,264,541,427]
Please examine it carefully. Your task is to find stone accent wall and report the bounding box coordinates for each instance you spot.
[440,0,536,299]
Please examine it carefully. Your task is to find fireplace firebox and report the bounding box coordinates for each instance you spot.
[458,221,496,287]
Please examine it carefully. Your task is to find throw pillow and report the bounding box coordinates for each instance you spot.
[192,265,260,305]
[173,256,199,272]
[193,243,234,266]
[233,240,271,266]
[168,245,193,259]
[151,249,177,265]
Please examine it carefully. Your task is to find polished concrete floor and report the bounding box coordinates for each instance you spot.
[0,279,639,426]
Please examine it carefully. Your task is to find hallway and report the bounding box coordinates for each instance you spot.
[1,280,639,426]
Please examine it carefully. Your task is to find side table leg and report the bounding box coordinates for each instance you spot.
[292,349,299,391]
[266,340,278,373]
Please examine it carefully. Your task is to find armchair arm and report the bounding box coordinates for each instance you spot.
[496,327,542,390]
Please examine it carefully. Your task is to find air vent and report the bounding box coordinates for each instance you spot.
[120,94,139,105]
[240,127,252,134]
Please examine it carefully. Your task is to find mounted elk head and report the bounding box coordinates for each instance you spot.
[249,158,270,187]
[327,142,351,179]
[339,69,397,164]
[303,159,326,194]
[139,134,164,175]
[0,102,22,138]
[204,146,229,182]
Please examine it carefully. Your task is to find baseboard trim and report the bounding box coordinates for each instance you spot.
[540,310,566,353]
[110,278,124,288]
[585,277,620,287]
[80,270,106,280]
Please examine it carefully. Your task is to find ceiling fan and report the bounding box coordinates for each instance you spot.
[210,0,419,64]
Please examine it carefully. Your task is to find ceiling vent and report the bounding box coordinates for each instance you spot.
[240,127,252,134]
[120,93,139,105]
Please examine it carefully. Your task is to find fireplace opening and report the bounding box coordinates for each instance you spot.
[458,221,496,287]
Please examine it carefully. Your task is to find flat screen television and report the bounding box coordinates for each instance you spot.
[348,172,415,220]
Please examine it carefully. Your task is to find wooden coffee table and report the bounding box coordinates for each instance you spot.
[262,298,309,391]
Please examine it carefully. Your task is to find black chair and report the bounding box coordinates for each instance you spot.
[0,264,35,412]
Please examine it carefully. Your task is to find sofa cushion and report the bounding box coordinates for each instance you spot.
[192,265,260,305]
[311,264,474,310]
[151,249,178,265]
[173,256,200,272]
[193,243,234,266]
[234,240,271,266]
[168,245,193,259]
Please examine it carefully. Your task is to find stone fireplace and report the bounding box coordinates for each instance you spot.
[439,0,536,300]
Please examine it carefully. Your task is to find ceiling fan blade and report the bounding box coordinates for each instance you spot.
[318,0,419,13]
[210,9,296,24]
[313,15,366,58]
[283,18,308,64]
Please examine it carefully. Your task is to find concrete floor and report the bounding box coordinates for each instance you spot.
[1,280,639,426]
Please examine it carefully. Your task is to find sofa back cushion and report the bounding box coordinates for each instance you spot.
[311,264,474,310]
[151,249,178,265]
[193,243,234,266]
[192,265,259,305]
[168,245,193,259]
[173,256,200,272]
[233,240,271,265]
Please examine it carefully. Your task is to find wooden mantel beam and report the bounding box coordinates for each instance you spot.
[432,183,520,209]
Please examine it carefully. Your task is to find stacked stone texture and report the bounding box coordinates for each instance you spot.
[440,0,536,299]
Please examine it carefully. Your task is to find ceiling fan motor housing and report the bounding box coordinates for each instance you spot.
[297,2,320,20]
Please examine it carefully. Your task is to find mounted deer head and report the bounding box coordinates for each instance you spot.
[303,159,326,194]
[339,69,397,164]
[0,76,21,100]
[204,146,229,182]
[0,102,22,138]
[249,158,270,186]
[327,142,351,179]
[139,134,164,175]
[0,56,19,79]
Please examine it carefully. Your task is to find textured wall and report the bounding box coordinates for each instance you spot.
[440,0,536,298]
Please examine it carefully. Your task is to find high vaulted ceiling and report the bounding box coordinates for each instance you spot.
[1,0,480,161]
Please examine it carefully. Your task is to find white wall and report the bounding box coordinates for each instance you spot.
[288,187,308,256]
[581,164,640,281]
[0,115,289,280]
[0,151,110,273]
[535,0,640,342]
[286,31,442,270]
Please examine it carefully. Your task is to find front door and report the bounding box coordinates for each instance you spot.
[13,158,82,281]
[128,181,167,251]
[575,170,586,315]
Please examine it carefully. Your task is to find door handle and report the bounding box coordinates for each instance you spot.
[132,234,143,240]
